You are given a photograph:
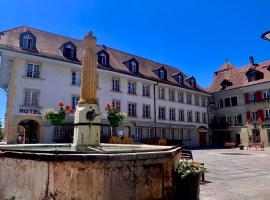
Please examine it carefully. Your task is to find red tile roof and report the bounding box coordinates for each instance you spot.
[0,26,207,94]
[208,60,270,93]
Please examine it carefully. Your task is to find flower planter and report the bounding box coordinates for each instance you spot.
[49,113,66,124]
[174,173,200,200]
[107,117,121,126]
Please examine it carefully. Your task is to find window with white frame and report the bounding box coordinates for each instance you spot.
[227,116,232,124]
[178,92,184,103]
[158,87,165,100]
[195,111,200,122]
[130,61,137,73]
[177,74,183,84]
[160,69,165,80]
[186,93,192,104]
[148,128,153,138]
[71,71,81,86]
[26,63,40,79]
[184,129,192,140]
[128,103,137,117]
[135,127,142,140]
[24,89,39,107]
[158,107,166,120]
[71,95,80,110]
[160,128,166,138]
[252,111,258,121]
[179,109,185,121]
[112,79,120,92]
[143,104,151,118]
[201,97,206,107]
[99,52,107,66]
[187,110,193,122]
[263,91,270,100]
[195,95,200,106]
[265,110,270,120]
[169,90,175,102]
[169,108,176,121]
[112,99,121,111]
[178,129,183,140]
[22,34,35,50]
[202,112,207,124]
[249,93,256,102]
[169,129,174,140]
[128,81,136,94]
[142,84,150,97]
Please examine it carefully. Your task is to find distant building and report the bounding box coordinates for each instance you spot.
[208,57,270,146]
[0,26,209,146]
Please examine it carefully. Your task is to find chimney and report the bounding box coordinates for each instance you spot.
[249,56,255,66]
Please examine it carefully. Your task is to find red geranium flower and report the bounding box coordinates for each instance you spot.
[59,102,64,107]
[65,105,71,110]
[69,110,74,114]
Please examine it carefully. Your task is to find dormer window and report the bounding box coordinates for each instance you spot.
[160,69,165,80]
[187,77,196,88]
[97,50,110,67]
[177,74,183,84]
[220,79,233,90]
[130,60,137,73]
[246,69,264,82]
[124,58,139,74]
[20,31,37,51]
[61,41,77,60]
[171,73,184,85]
[152,67,167,81]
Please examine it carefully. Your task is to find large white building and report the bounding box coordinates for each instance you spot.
[0,26,210,146]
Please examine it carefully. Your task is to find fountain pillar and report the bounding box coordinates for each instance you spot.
[72,32,100,150]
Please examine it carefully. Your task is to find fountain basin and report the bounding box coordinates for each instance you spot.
[0,144,181,200]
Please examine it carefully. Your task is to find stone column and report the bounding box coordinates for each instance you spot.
[79,32,97,104]
[72,32,101,150]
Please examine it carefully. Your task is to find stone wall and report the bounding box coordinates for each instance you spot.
[0,149,180,200]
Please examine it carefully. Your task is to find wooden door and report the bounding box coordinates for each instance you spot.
[199,132,207,147]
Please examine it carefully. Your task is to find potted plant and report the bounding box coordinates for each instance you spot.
[105,103,127,126]
[43,102,74,124]
[174,160,207,200]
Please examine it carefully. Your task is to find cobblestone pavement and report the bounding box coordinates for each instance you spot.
[192,148,270,200]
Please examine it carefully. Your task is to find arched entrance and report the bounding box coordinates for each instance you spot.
[198,126,208,147]
[18,120,40,144]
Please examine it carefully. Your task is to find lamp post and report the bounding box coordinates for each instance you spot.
[261,31,270,42]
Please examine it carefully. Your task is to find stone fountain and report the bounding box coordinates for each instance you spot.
[0,32,181,200]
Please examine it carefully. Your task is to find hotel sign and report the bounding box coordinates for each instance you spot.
[19,108,42,115]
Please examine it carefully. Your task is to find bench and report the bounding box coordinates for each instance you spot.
[224,142,236,149]
[247,142,264,151]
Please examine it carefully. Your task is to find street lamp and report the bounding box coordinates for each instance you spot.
[261,31,270,41]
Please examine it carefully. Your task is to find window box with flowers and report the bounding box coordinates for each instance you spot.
[43,102,74,124]
[174,160,207,200]
[105,103,127,126]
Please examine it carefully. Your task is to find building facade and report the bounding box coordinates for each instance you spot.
[208,58,270,146]
[0,26,209,147]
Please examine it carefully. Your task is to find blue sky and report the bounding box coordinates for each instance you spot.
[1,0,270,126]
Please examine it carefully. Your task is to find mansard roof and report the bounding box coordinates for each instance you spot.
[0,26,207,94]
[208,60,270,93]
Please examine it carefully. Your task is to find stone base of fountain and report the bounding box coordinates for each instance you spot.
[72,103,101,151]
[0,144,181,200]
